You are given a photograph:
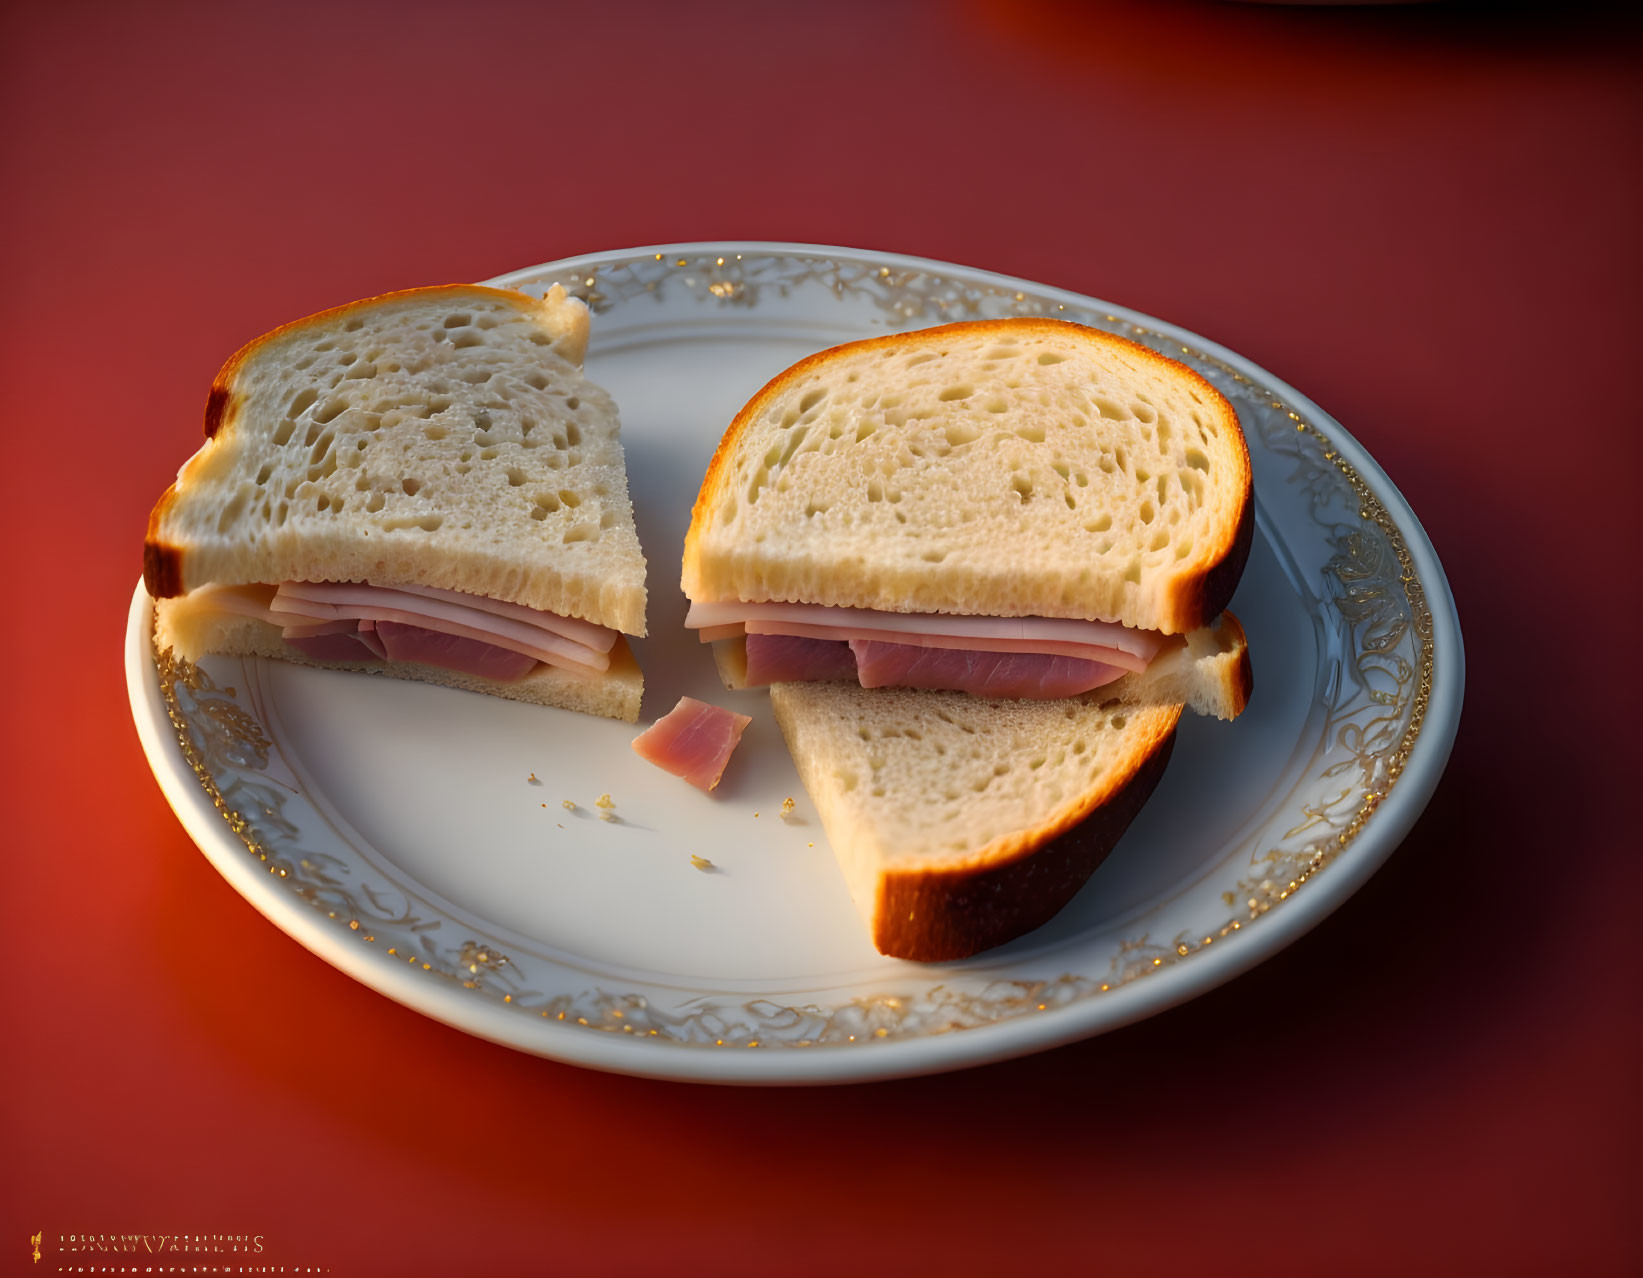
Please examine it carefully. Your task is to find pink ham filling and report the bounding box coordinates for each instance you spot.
[373,621,537,681]
[270,582,613,673]
[684,599,1163,666]
[283,620,384,665]
[744,619,1147,669]
[355,619,387,659]
[184,580,623,682]
[743,633,860,685]
[382,582,616,652]
[280,618,536,680]
[275,601,606,675]
[631,696,752,792]
[685,599,1163,698]
[740,633,1125,699]
[850,639,1125,698]
[182,582,613,684]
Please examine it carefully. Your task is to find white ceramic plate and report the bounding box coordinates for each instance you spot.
[126,242,1463,1085]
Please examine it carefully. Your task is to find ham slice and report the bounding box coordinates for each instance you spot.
[383,582,616,653]
[743,633,858,686]
[355,619,387,659]
[279,619,360,639]
[850,640,1126,699]
[176,581,608,684]
[743,620,1148,673]
[181,582,620,677]
[737,632,1128,698]
[270,583,609,675]
[684,599,1162,664]
[374,621,538,681]
[278,617,536,678]
[631,696,753,792]
[282,619,384,665]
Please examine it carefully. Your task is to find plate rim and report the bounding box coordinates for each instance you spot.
[127,240,1466,1084]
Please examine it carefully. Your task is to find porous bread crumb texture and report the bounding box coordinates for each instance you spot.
[684,319,1250,635]
[149,285,647,635]
[770,681,1182,957]
[770,681,1180,875]
[153,600,642,721]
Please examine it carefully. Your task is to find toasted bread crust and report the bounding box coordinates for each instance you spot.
[872,720,1179,961]
[143,484,185,597]
[683,317,1252,633]
[1216,611,1254,719]
[202,385,236,439]
[1185,490,1254,630]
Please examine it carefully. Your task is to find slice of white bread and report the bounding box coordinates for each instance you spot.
[682,318,1251,635]
[712,611,1252,721]
[154,603,643,721]
[145,284,647,636]
[771,682,1182,961]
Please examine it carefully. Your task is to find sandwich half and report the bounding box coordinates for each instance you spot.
[682,318,1252,707]
[680,318,1254,957]
[145,284,647,721]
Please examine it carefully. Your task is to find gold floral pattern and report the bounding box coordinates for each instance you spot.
[151,249,1440,1049]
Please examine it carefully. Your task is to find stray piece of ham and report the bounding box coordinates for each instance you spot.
[850,640,1127,699]
[631,697,753,793]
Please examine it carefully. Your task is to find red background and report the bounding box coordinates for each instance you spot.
[3,2,1640,1273]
